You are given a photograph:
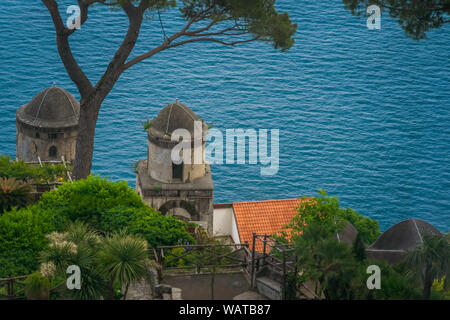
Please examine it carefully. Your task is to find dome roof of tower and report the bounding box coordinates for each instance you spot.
[368,218,441,251]
[366,219,442,264]
[16,86,80,129]
[149,102,207,137]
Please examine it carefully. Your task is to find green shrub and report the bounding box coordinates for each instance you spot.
[0,175,195,277]
[0,206,64,277]
[39,175,194,247]
[38,175,146,227]
[100,206,195,247]
[24,272,51,300]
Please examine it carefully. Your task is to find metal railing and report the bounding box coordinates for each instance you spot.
[250,233,297,299]
[154,243,250,276]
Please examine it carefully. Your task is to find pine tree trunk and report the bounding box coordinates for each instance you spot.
[72,96,102,180]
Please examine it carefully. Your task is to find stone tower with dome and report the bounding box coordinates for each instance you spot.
[135,102,214,233]
[16,85,80,163]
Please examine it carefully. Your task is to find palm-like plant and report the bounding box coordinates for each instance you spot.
[40,222,107,300]
[40,223,149,300]
[0,177,32,213]
[97,230,149,300]
[405,234,450,299]
[313,238,357,299]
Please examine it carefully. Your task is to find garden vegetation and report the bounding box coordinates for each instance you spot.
[279,190,450,300]
[0,175,194,279]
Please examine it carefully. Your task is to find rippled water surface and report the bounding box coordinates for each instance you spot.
[1,1,449,231]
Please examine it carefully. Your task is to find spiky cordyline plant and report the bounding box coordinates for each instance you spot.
[97,230,149,300]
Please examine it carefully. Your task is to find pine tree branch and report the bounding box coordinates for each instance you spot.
[41,0,93,97]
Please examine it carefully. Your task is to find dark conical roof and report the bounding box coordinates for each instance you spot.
[149,102,206,137]
[335,222,358,246]
[366,219,441,264]
[368,218,440,251]
[16,86,80,129]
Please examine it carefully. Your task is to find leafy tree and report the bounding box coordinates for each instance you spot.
[0,156,35,180]
[283,190,347,240]
[38,176,194,246]
[284,190,420,300]
[292,219,358,299]
[282,190,380,245]
[405,233,450,299]
[41,0,297,179]
[342,0,450,39]
[292,223,424,300]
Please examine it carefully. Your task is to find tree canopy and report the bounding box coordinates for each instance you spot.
[343,0,450,39]
[281,190,381,246]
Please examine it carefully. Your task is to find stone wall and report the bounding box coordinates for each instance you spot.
[16,123,77,162]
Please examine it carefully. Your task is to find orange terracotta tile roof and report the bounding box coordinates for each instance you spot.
[232,198,302,252]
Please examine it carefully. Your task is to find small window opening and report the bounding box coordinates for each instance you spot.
[48,133,57,139]
[172,162,183,180]
[49,146,57,158]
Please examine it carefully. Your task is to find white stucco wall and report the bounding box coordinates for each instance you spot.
[213,206,241,244]
[230,212,241,244]
[213,207,233,237]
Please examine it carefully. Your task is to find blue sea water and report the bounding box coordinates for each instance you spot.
[0,1,449,232]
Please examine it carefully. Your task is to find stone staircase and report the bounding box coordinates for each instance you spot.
[254,266,319,300]
[255,266,284,300]
[255,276,283,300]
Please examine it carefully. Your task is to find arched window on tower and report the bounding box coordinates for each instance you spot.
[49,146,57,158]
[172,162,183,180]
